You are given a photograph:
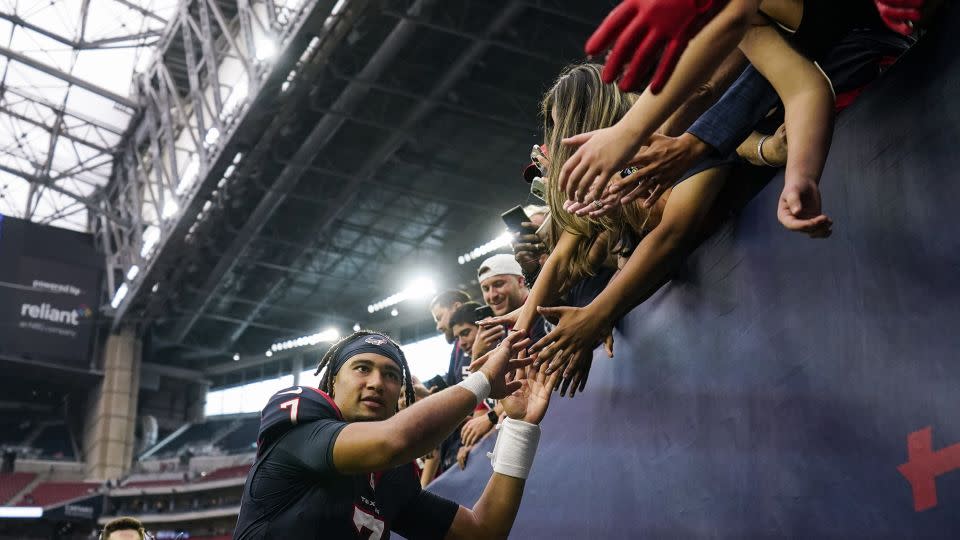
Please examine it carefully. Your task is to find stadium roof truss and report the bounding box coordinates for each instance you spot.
[0,0,178,231]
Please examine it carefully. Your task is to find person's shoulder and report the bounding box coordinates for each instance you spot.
[258,386,344,445]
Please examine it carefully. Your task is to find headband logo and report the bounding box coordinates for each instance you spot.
[365,336,387,346]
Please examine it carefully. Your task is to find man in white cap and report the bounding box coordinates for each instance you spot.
[472,254,530,358]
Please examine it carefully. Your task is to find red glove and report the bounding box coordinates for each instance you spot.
[874,0,924,35]
[585,0,726,93]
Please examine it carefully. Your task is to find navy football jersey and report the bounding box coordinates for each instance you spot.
[233,386,458,539]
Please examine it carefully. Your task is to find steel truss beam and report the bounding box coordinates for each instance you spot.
[0,13,161,51]
[0,103,113,153]
[168,0,441,344]
[0,44,138,108]
[0,162,129,225]
[105,0,362,328]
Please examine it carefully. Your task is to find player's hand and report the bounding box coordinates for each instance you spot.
[472,324,506,359]
[475,331,535,400]
[586,0,728,92]
[777,179,832,238]
[460,414,495,447]
[559,125,647,204]
[456,445,472,470]
[530,305,613,374]
[500,364,562,425]
[874,0,923,35]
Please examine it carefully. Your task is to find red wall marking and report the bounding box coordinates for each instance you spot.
[897,426,960,511]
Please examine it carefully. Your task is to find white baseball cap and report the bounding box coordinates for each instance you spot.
[477,254,523,283]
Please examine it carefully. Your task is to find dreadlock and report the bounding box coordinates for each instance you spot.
[314,330,416,409]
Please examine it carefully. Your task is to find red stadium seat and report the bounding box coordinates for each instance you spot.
[17,481,99,507]
[0,472,36,504]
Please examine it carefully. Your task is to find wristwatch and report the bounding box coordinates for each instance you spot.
[487,410,499,425]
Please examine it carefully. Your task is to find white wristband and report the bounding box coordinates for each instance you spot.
[487,417,541,479]
[457,371,490,405]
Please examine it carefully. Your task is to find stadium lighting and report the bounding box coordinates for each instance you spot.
[271,328,340,352]
[366,277,436,313]
[255,38,277,61]
[161,197,179,220]
[126,265,140,281]
[0,506,42,518]
[458,231,513,265]
[233,353,240,361]
[391,308,399,317]
[353,323,361,332]
[141,226,161,258]
[110,283,129,309]
[265,350,273,357]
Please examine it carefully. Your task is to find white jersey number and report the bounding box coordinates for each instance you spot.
[352,506,385,540]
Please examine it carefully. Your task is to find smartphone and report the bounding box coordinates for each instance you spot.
[475,305,494,320]
[424,375,448,392]
[501,205,530,233]
[530,177,546,201]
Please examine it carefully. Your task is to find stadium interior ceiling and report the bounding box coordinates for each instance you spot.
[1,0,615,388]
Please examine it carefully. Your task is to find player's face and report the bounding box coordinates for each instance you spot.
[480,275,527,316]
[331,353,403,422]
[452,322,478,357]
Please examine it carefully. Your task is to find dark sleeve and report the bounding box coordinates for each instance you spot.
[686,65,781,157]
[272,419,348,474]
[392,487,460,540]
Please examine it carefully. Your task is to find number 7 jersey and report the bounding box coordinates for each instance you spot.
[233,385,458,539]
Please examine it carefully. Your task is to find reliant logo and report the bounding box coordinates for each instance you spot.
[20,302,87,326]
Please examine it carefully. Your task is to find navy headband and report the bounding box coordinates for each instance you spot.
[330,334,405,376]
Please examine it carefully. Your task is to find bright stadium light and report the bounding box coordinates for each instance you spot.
[140,225,161,258]
[271,328,340,352]
[255,37,277,61]
[0,506,42,518]
[458,231,513,265]
[366,277,437,313]
[126,265,140,281]
[110,283,129,309]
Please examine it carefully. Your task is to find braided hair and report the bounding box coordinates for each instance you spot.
[314,330,416,409]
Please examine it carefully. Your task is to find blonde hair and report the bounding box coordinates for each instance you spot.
[540,64,650,278]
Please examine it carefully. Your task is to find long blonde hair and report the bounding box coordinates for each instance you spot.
[541,64,650,278]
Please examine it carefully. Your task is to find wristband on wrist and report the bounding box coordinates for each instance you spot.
[457,371,490,405]
[487,417,541,479]
[487,409,499,425]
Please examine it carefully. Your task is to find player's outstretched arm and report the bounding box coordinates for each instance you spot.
[331,332,533,474]
[444,365,561,540]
